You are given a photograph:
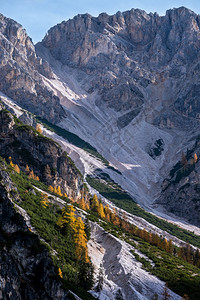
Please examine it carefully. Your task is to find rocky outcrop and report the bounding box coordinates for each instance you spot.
[38,7,200,128]
[88,222,181,300]
[0,108,84,200]
[0,13,65,123]
[157,137,200,226]
[0,161,71,300]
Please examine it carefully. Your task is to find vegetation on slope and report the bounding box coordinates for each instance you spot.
[86,175,200,248]
[7,165,94,300]
[2,156,200,300]
[91,215,200,300]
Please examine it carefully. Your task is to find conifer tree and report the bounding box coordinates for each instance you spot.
[58,267,63,278]
[25,165,30,173]
[74,216,89,263]
[28,170,35,179]
[36,123,43,134]
[96,263,104,292]
[40,193,49,208]
[48,185,54,193]
[112,208,120,226]
[57,205,76,231]
[57,186,63,197]
[85,201,90,210]
[14,164,20,174]
[181,152,188,172]
[91,194,99,212]
[98,203,105,219]
[104,204,111,222]
[10,160,14,168]
[161,238,169,252]
[168,240,173,254]
[194,153,198,163]
[79,197,86,210]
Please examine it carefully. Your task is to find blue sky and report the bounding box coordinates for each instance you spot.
[1,0,200,43]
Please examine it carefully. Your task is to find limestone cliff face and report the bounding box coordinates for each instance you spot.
[0,13,65,123]
[38,7,200,128]
[0,161,70,300]
[157,137,200,226]
[0,108,84,200]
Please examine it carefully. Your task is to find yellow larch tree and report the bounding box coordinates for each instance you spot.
[54,186,58,194]
[40,193,49,208]
[79,198,86,210]
[48,185,54,193]
[112,208,120,226]
[10,160,14,168]
[91,194,99,212]
[57,205,76,230]
[104,204,111,222]
[98,203,105,219]
[74,216,89,263]
[14,164,20,174]
[194,153,198,163]
[85,201,90,211]
[25,165,30,173]
[36,123,43,134]
[161,238,169,252]
[57,186,63,197]
[58,267,63,278]
[28,170,35,179]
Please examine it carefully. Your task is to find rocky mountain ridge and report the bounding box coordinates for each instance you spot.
[39,6,200,128]
[0,13,65,123]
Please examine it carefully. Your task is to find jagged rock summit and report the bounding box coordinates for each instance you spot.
[38,6,200,128]
[0,13,65,123]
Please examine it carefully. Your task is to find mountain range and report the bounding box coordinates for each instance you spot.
[0,6,200,300]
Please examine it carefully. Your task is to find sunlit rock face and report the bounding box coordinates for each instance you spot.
[0,13,65,123]
[40,7,200,127]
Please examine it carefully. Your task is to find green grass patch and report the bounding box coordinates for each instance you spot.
[137,242,200,300]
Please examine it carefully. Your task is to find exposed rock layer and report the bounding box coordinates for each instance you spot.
[0,107,84,199]
[0,13,65,123]
[39,7,200,128]
[157,137,200,226]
